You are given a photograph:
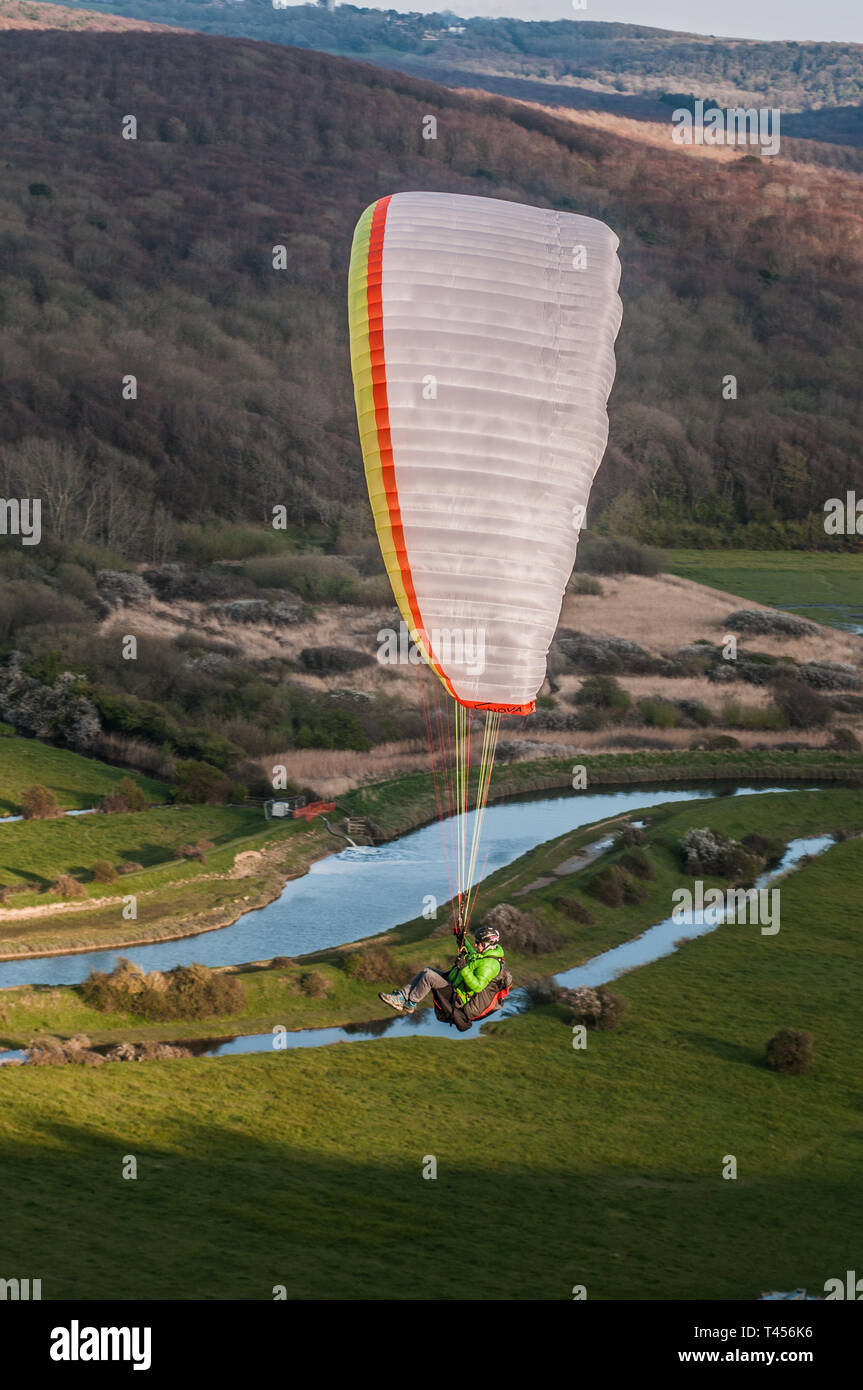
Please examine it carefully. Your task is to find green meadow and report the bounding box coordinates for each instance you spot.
[665,549,863,626]
[0,735,167,816]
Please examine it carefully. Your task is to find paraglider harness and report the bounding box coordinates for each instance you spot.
[431,914,513,1032]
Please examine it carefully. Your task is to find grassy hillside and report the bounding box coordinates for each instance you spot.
[0,802,259,890]
[0,734,166,813]
[1,817,860,1300]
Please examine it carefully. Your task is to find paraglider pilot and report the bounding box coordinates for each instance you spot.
[379,913,507,1029]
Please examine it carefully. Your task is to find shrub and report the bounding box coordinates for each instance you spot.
[502,911,562,954]
[173,759,232,804]
[301,970,332,998]
[244,552,361,602]
[169,964,245,1019]
[479,902,562,952]
[705,734,741,750]
[592,987,631,1030]
[795,662,860,692]
[681,827,761,882]
[830,726,861,752]
[343,946,397,982]
[722,699,787,731]
[620,847,653,880]
[741,834,786,868]
[558,984,630,1030]
[587,865,630,908]
[118,861,143,874]
[50,873,87,898]
[613,824,646,849]
[574,674,631,713]
[91,859,118,884]
[101,776,151,814]
[80,959,245,1020]
[677,699,712,727]
[638,696,677,729]
[774,680,832,730]
[173,839,214,865]
[521,976,559,1009]
[550,895,596,926]
[0,883,30,905]
[575,706,606,731]
[575,533,665,576]
[569,573,604,596]
[557,630,656,674]
[724,610,817,638]
[20,784,62,820]
[299,646,374,674]
[766,1028,814,1075]
[624,875,649,904]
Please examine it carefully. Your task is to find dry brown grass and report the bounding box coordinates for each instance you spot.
[101,568,861,790]
[483,93,863,188]
[255,741,428,799]
[101,598,396,673]
[503,726,846,756]
[558,573,862,667]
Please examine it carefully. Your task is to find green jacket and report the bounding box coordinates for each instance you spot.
[448,941,505,1005]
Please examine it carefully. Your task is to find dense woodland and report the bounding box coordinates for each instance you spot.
[46,3,863,116]
[0,29,861,556]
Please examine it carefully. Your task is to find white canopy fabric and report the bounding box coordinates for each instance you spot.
[349,191,622,713]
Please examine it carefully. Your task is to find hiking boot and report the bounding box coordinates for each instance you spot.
[379,990,409,1013]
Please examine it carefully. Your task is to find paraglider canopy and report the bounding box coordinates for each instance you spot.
[348,191,622,714]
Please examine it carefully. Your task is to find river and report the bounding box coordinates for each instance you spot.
[0,781,811,990]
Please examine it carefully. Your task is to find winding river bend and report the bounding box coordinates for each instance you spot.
[4,827,823,1065]
[0,781,813,990]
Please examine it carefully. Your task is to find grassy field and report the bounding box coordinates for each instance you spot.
[0,736,167,816]
[0,818,860,1300]
[0,804,268,892]
[0,809,321,958]
[0,735,329,955]
[666,549,863,625]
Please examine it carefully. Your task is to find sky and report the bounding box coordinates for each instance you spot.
[312,1,863,45]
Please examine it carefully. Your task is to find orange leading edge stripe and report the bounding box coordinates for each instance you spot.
[365,195,535,718]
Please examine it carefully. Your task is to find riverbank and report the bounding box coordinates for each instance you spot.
[3,783,861,1050]
[1,747,860,962]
